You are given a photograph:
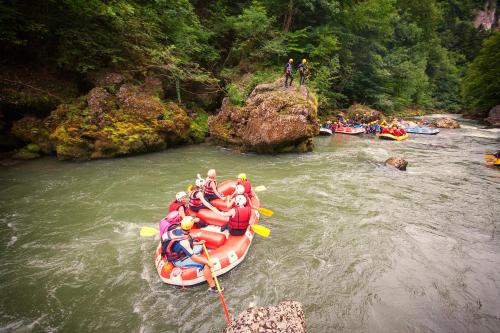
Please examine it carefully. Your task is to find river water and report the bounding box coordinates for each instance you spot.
[1,118,499,332]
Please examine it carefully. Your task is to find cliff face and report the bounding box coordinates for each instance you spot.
[10,73,208,160]
[209,78,319,154]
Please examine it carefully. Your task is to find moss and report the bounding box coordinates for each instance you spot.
[12,148,40,160]
[189,110,209,143]
[26,143,41,153]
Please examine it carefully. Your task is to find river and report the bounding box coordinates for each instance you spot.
[1,117,499,332]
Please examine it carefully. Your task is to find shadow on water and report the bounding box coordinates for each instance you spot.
[0,120,499,332]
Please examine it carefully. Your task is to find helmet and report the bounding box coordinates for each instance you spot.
[175,191,187,201]
[289,58,293,62]
[181,216,195,230]
[235,195,247,207]
[235,184,245,195]
[302,59,307,63]
[238,173,247,181]
[195,178,205,187]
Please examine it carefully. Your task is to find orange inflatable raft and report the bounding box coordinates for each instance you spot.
[154,180,260,286]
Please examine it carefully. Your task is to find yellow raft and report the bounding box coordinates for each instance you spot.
[377,133,409,141]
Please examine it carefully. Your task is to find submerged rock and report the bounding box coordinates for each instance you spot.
[430,117,460,129]
[385,157,408,171]
[223,300,306,333]
[209,78,319,153]
[485,105,500,127]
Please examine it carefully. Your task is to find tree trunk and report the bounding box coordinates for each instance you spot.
[283,0,294,33]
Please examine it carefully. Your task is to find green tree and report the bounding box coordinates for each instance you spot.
[462,32,500,116]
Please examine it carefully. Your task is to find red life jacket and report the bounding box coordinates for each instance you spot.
[229,206,251,230]
[189,190,203,208]
[204,178,217,195]
[237,180,252,195]
[169,200,186,213]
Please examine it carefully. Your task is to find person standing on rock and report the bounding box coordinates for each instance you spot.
[284,58,294,88]
[297,59,307,85]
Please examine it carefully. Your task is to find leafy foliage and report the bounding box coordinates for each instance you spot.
[0,0,493,115]
[462,32,500,116]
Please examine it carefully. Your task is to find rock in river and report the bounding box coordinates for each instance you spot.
[430,117,460,129]
[485,105,500,127]
[223,300,306,333]
[385,157,408,171]
[209,78,319,153]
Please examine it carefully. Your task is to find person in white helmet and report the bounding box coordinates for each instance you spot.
[219,195,252,236]
[225,184,254,209]
[162,216,219,293]
[188,176,221,215]
[168,191,188,218]
[168,191,204,227]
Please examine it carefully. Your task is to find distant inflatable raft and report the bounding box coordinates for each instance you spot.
[154,180,260,286]
[377,133,409,141]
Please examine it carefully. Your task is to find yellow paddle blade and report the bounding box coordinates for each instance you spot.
[258,207,273,217]
[254,185,266,192]
[484,154,495,159]
[140,226,158,237]
[251,224,270,237]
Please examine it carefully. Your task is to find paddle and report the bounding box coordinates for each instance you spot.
[251,224,270,237]
[484,154,495,159]
[140,226,158,237]
[202,243,231,323]
[257,207,273,217]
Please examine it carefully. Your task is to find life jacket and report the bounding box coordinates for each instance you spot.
[237,180,252,195]
[169,200,186,213]
[229,206,251,230]
[285,63,292,74]
[161,225,193,262]
[204,178,218,195]
[159,211,181,238]
[189,190,203,208]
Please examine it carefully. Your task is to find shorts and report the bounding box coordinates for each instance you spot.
[229,228,246,236]
[173,245,204,270]
[204,193,219,202]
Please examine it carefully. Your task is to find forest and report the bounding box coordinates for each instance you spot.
[0,0,499,119]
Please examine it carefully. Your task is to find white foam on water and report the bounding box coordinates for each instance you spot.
[7,236,17,247]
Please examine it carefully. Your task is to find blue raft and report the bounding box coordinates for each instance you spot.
[403,127,440,135]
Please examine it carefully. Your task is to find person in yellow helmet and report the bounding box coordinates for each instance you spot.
[284,58,294,88]
[237,173,252,198]
[161,216,219,293]
[298,59,307,85]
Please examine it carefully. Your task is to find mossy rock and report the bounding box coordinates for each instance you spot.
[13,148,40,160]
[26,143,41,153]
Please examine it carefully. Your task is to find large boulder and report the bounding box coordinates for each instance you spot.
[430,117,460,129]
[209,79,319,153]
[223,300,306,333]
[343,104,381,123]
[385,157,408,171]
[10,73,208,161]
[10,116,53,153]
[485,105,500,127]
